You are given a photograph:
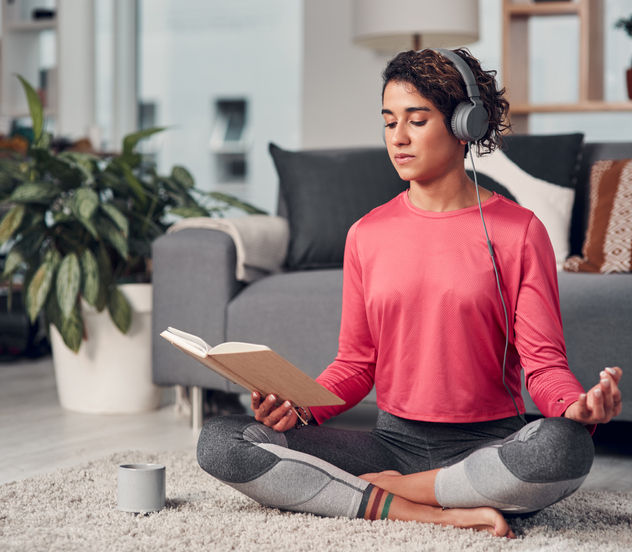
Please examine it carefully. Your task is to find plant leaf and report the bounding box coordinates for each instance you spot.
[73,187,99,220]
[0,204,25,243]
[108,286,131,334]
[58,151,99,184]
[71,188,100,239]
[169,206,209,218]
[95,243,112,311]
[100,203,129,237]
[171,166,195,189]
[95,216,129,260]
[26,260,55,322]
[122,127,165,158]
[208,191,267,215]
[45,288,63,335]
[80,249,100,306]
[60,304,83,352]
[10,182,61,204]
[56,253,81,318]
[2,249,24,278]
[120,162,147,207]
[16,75,44,146]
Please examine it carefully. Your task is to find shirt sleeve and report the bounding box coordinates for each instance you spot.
[311,221,377,424]
[515,215,586,418]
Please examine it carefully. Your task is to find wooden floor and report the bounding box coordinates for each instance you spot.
[1,356,631,492]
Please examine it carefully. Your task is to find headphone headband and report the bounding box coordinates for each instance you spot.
[422,48,489,142]
[432,48,481,99]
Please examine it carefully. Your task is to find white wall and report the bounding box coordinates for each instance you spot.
[300,0,390,149]
[138,0,302,214]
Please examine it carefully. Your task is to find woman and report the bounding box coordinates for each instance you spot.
[197,48,623,538]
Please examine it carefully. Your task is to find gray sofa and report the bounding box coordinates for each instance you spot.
[152,139,632,426]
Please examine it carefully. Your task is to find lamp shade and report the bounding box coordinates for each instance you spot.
[352,0,479,53]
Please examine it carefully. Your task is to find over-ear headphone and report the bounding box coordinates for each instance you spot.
[430,48,489,143]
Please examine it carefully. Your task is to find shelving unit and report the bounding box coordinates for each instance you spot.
[0,0,95,139]
[502,0,632,132]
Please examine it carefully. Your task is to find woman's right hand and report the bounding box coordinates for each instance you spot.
[251,392,298,432]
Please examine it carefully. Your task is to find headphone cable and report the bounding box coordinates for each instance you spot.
[469,146,526,426]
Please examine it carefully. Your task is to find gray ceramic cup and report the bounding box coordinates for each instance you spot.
[117,463,166,513]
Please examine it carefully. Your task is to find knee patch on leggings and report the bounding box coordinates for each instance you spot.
[435,418,594,513]
[197,415,285,483]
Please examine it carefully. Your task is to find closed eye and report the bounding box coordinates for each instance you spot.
[411,121,427,126]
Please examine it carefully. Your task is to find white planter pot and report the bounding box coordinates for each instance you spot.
[51,283,161,414]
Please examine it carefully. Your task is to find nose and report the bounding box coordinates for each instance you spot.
[391,122,410,146]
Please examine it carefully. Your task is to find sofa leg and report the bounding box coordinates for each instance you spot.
[191,386,204,432]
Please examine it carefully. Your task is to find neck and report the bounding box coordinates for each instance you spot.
[407,171,481,212]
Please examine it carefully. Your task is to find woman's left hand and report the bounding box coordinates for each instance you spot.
[564,366,623,425]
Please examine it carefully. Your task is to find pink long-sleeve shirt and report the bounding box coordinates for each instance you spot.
[311,191,586,424]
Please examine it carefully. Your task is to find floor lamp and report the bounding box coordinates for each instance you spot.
[352,0,480,53]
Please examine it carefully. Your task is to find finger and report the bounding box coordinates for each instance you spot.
[604,366,622,385]
[599,376,614,417]
[272,409,296,432]
[251,391,261,411]
[589,386,606,422]
[266,401,293,428]
[254,394,277,422]
[572,393,590,421]
[612,384,623,417]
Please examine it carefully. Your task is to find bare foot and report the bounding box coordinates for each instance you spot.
[363,485,515,538]
[441,506,515,538]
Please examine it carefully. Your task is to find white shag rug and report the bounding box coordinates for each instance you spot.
[1,449,631,552]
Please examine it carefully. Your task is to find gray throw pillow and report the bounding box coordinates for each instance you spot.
[269,143,407,270]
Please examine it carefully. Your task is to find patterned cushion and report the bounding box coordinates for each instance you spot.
[564,160,632,274]
[465,133,584,269]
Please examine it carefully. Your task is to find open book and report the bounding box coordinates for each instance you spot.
[160,327,344,408]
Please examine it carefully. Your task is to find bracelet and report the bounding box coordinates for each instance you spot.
[293,406,311,428]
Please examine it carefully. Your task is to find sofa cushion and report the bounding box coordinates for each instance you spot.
[564,159,632,273]
[269,143,407,270]
[465,133,584,268]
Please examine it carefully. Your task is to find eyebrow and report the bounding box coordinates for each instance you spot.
[381,106,431,115]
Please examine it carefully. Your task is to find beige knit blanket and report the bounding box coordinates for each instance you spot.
[167,215,289,282]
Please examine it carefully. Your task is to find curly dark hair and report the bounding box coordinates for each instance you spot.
[382,48,510,155]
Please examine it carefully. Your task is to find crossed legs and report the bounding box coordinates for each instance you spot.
[197,415,593,538]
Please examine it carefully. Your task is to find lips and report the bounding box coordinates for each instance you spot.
[394,153,415,165]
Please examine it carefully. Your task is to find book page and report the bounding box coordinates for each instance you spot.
[165,327,210,355]
[210,342,270,354]
[161,329,207,357]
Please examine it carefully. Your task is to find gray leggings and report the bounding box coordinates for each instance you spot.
[197,410,594,517]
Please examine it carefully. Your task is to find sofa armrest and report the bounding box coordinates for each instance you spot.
[151,228,244,388]
[167,215,290,283]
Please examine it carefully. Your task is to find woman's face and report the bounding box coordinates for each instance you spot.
[381,80,466,185]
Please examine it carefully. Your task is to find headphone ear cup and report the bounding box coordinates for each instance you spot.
[451,102,489,142]
[450,102,472,142]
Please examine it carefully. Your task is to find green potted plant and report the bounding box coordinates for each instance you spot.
[615,14,632,100]
[0,76,264,412]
